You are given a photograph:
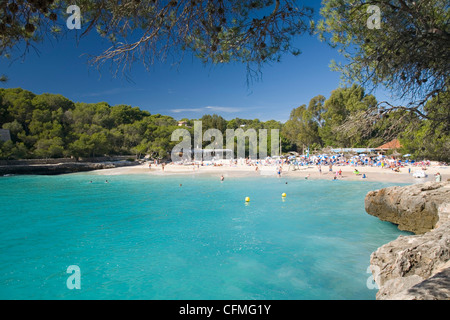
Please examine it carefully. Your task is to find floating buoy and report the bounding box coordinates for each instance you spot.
[245,197,250,202]
[282,193,286,197]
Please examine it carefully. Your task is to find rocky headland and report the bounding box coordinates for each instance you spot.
[0,160,140,176]
[365,181,450,300]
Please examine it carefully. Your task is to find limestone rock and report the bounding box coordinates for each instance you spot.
[371,221,450,299]
[366,181,450,300]
[0,161,139,175]
[365,181,450,234]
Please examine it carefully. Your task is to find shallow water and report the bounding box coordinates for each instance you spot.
[0,174,411,299]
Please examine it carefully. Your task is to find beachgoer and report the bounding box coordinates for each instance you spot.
[435,172,442,182]
[220,175,224,181]
[105,180,109,183]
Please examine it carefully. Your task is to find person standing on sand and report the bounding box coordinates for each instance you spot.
[435,172,442,182]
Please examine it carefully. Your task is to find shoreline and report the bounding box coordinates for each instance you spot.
[0,160,139,176]
[91,162,449,184]
[365,182,450,299]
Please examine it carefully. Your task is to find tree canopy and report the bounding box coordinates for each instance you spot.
[318,0,449,113]
[0,87,285,160]
[1,0,314,78]
[317,0,449,142]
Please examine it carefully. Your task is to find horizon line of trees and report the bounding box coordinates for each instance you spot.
[0,86,448,162]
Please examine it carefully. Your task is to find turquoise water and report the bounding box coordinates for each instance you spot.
[0,173,410,299]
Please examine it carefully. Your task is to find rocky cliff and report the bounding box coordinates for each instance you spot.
[365,182,450,234]
[365,181,450,300]
[0,160,139,175]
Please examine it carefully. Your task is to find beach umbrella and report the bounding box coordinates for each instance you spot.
[403,154,411,157]
[359,153,366,156]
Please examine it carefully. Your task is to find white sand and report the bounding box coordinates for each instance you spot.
[92,162,449,184]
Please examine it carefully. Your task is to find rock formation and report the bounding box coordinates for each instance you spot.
[365,182,450,234]
[0,160,139,175]
[365,181,450,300]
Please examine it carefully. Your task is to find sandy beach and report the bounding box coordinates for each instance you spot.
[92,162,449,184]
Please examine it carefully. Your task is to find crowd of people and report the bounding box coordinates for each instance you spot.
[152,153,447,182]
[166,153,447,170]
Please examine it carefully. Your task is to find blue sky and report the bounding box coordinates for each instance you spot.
[0,2,396,122]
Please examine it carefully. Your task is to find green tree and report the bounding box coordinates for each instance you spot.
[282,96,324,153]
[1,88,35,125]
[1,1,314,80]
[319,85,377,147]
[400,91,450,161]
[200,114,227,132]
[318,0,449,125]
[34,137,65,159]
[2,119,25,141]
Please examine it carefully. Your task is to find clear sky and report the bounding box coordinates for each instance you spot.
[0,2,395,122]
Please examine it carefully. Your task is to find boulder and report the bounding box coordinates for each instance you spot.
[366,181,450,300]
[365,181,450,234]
[371,221,450,299]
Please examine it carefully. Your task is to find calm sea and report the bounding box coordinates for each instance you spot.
[0,173,410,299]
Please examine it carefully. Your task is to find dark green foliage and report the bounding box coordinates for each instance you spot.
[0,88,284,160]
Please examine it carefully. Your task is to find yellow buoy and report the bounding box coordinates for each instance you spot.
[245,197,250,202]
[282,193,286,197]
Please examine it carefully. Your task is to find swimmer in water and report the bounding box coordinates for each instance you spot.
[220,175,224,181]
